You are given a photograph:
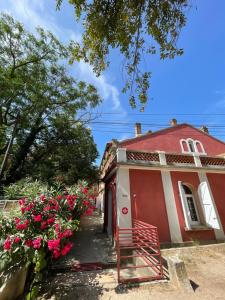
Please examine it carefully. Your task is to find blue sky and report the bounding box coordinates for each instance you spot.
[1,1,225,164]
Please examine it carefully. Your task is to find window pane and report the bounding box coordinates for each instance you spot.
[182,184,192,194]
[187,197,198,222]
[188,141,195,152]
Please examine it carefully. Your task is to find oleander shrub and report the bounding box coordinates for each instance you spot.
[0,181,97,299]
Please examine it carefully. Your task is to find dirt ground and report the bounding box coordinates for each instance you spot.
[38,214,225,300]
[39,248,225,300]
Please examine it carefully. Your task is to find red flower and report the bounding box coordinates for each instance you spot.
[54,202,59,211]
[85,208,93,216]
[32,237,42,249]
[83,188,88,194]
[60,229,73,238]
[57,195,63,201]
[47,217,55,225]
[61,242,73,256]
[25,240,33,247]
[40,195,46,202]
[47,239,61,251]
[14,236,21,244]
[16,220,29,230]
[41,221,48,230]
[4,237,11,250]
[34,214,42,222]
[44,205,51,211]
[15,217,20,224]
[83,200,90,206]
[25,203,34,212]
[52,248,61,259]
[54,223,60,233]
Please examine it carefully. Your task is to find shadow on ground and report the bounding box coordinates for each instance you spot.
[39,270,107,300]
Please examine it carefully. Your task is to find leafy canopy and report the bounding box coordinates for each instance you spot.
[56,0,189,109]
[0,14,101,185]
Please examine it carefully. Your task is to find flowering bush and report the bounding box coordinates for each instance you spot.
[0,181,97,299]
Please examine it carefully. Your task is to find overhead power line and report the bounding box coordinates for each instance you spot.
[98,112,225,116]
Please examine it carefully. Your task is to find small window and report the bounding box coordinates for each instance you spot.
[195,141,205,154]
[182,140,189,152]
[180,138,206,154]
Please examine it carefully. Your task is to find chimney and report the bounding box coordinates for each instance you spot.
[200,126,209,134]
[135,123,142,137]
[170,118,177,126]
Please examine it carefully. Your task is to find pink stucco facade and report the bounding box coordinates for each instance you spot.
[101,124,225,244]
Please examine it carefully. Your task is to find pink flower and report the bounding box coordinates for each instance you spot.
[14,237,21,244]
[52,249,61,259]
[61,242,73,256]
[57,195,62,201]
[4,238,11,250]
[47,239,61,251]
[34,214,42,222]
[62,229,73,238]
[19,198,26,206]
[32,237,42,249]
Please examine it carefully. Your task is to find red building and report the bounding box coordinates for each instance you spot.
[99,120,225,245]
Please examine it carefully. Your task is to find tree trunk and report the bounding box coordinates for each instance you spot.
[0,113,20,184]
[3,114,44,185]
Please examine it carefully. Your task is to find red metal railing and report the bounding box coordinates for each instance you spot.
[116,219,163,283]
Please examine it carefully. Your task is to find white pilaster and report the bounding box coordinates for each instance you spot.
[193,153,202,167]
[161,170,183,243]
[158,151,167,165]
[116,167,132,229]
[198,171,225,240]
[117,148,127,163]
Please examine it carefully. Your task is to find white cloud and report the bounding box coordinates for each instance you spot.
[0,0,125,114]
[0,0,81,42]
[74,60,126,115]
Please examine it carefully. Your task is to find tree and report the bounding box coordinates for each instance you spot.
[23,119,99,185]
[0,14,101,185]
[56,0,189,109]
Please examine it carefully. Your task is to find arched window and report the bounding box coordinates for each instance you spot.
[187,139,195,153]
[180,139,189,152]
[195,140,205,154]
[181,183,200,226]
[180,138,206,154]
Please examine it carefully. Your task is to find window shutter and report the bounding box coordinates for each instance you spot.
[198,182,220,229]
[178,181,191,230]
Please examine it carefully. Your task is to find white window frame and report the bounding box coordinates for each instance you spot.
[180,138,206,155]
[178,181,200,229]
